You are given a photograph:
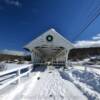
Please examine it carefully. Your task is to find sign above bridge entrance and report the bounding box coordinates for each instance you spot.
[46,35,53,42]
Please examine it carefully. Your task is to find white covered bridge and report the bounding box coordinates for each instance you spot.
[24,28,74,67]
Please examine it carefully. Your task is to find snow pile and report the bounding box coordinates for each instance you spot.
[74,82,100,100]
[60,68,100,100]
[72,69,100,92]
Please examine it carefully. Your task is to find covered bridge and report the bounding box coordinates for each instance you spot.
[24,29,74,67]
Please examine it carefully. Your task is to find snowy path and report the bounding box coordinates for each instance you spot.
[12,69,87,100]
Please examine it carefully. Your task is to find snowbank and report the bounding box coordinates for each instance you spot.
[60,68,100,100]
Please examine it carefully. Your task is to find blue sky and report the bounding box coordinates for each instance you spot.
[0,0,100,50]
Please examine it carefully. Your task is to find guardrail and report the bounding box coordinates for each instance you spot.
[0,64,33,90]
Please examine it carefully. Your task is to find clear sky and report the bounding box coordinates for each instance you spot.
[0,0,100,50]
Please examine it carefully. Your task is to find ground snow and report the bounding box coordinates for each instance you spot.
[1,64,100,100]
[0,69,87,100]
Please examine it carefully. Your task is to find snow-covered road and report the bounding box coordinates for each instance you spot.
[9,69,87,100]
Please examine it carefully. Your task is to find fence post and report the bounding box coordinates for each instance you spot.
[28,66,30,77]
[27,65,32,77]
[16,69,20,84]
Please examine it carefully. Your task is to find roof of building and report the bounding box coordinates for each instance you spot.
[24,28,74,51]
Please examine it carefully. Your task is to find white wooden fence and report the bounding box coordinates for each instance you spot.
[0,64,33,90]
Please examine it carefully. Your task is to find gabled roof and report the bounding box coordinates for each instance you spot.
[24,28,74,51]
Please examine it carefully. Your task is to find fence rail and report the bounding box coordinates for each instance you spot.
[0,64,33,90]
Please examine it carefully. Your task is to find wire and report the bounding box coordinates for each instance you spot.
[72,0,100,41]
